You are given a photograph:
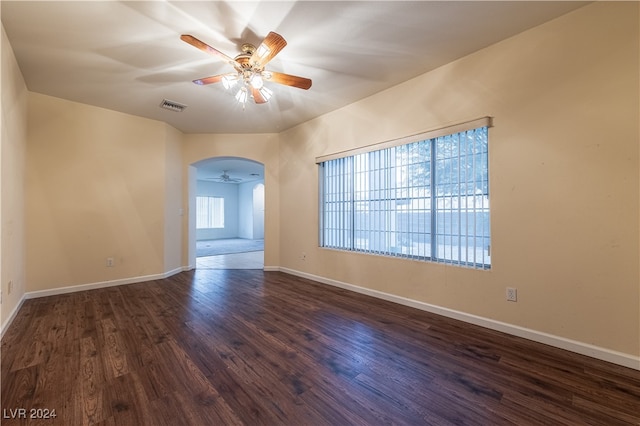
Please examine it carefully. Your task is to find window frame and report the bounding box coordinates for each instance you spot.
[317,117,492,270]
[196,196,225,229]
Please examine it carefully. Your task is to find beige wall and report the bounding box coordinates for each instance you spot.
[279,2,639,358]
[25,93,183,291]
[2,1,638,366]
[182,133,280,268]
[1,24,28,330]
[164,124,184,273]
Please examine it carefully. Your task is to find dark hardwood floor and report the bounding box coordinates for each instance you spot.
[2,269,639,425]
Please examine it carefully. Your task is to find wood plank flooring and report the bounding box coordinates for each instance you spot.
[2,269,639,425]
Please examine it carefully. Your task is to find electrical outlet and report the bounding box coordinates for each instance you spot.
[301,252,306,261]
[8,280,13,295]
[506,287,517,302]
[106,257,114,267]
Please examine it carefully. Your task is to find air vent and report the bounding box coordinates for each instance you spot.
[159,99,187,112]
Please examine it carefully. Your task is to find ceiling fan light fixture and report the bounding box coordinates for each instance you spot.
[235,86,249,104]
[250,73,264,89]
[222,74,238,90]
[258,86,273,101]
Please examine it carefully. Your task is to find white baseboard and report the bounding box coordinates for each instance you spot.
[25,268,184,300]
[278,267,640,371]
[263,266,280,272]
[1,294,27,340]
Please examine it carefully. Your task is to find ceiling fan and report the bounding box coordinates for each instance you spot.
[181,32,312,105]
[209,171,242,183]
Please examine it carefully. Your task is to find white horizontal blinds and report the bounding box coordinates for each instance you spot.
[318,117,491,269]
[433,127,489,267]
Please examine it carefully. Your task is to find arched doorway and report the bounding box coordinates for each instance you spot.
[189,157,265,269]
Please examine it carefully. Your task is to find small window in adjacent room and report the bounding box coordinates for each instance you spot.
[318,118,491,269]
[196,196,225,229]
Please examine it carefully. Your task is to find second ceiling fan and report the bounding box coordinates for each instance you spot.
[181,32,312,105]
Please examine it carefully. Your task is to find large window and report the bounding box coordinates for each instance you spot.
[196,196,225,229]
[319,120,490,269]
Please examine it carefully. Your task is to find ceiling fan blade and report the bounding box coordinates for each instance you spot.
[181,34,238,68]
[250,32,287,68]
[192,73,236,86]
[251,87,268,104]
[266,71,312,90]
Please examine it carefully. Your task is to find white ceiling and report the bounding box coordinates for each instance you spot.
[193,156,264,184]
[2,1,588,136]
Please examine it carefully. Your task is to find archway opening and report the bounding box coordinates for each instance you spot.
[189,157,265,270]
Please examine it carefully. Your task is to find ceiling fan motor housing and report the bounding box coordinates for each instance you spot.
[240,43,256,55]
